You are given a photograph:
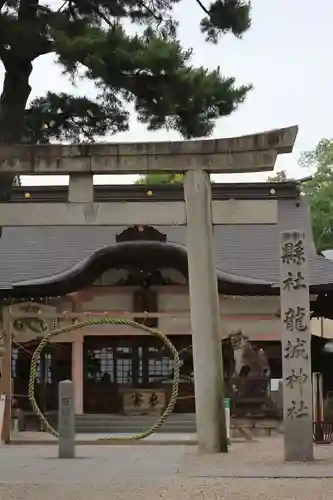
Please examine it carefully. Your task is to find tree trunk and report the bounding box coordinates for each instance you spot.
[0,60,32,199]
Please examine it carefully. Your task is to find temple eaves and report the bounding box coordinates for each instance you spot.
[0,125,298,175]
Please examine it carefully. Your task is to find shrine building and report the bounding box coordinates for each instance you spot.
[1,181,333,421]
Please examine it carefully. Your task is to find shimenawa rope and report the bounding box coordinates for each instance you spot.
[28,318,180,441]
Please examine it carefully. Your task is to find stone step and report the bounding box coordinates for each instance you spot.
[75,413,196,433]
[74,414,281,436]
[75,426,196,433]
[75,421,196,428]
[75,413,196,420]
[75,416,196,424]
[76,426,196,434]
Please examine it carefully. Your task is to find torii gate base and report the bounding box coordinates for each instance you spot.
[0,126,298,454]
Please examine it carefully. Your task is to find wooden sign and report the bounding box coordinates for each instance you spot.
[8,302,58,338]
[122,389,165,415]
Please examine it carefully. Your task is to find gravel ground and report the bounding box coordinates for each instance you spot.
[0,437,333,499]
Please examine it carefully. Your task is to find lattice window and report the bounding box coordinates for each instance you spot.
[11,349,52,384]
[35,354,52,384]
[148,357,173,382]
[86,348,115,382]
[116,358,133,384]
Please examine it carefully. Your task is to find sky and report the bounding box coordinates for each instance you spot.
[1,0,332,186]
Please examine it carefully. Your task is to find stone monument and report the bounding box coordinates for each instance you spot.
[58,379,75,459]
[279,230,313,462]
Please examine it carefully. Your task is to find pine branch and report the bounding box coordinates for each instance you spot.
[194,0,210,17]
[18,0,39,22]
[199,0,251,43]
[87,0,162,27]
[88,1,112,26]
[135,0,163,24]
[58,0,69,11]
[23,92,129,143]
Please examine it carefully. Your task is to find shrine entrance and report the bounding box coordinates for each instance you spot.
[83,335,193,414]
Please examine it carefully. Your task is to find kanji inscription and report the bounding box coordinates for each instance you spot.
[282,271,306,291]
[287,400,310,420]
[123,389,165,414]
[279,230,313,462]
[284,338,309,360]
[149,392,159,408]
[281,239,306,265]
[132,392,143,407]
[283,307,308,332]
[285,368,309,395]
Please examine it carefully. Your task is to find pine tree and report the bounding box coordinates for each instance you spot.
[136,173,184,184]
[0,0,252,196]
[300,139,333,252]
[267,170,288,183]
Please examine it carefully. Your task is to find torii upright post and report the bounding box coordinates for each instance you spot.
[184,170,228,453]
[0,126,298,451]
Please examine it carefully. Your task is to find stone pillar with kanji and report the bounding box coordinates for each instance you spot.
[280,230,313,462]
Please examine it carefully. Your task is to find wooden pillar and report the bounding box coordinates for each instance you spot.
[279,230,313,461]
[1,307,12,443]
[72,339,84,414]
[312,372,323,423]
[184,169,228,453]
[39,352,47,431]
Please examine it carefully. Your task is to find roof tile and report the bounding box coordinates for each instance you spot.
[0,197,333,289]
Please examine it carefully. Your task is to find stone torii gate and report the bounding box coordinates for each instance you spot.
[0,126,298,453]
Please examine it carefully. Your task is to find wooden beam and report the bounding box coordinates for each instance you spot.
[8,311,277,319]
[0,126,298,175]
[0,199,277,226]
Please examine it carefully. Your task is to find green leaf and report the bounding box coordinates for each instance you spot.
[267,170,288,182]
[300,139,333,252]
[200,0,251,43]
[136,173,184,184]
[23,91,129,143]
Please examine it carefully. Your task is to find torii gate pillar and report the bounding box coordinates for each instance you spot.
[184,170,228,452]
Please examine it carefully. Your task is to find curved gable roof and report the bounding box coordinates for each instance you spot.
[9,240,273,298]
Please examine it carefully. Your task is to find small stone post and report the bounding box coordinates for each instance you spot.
[279,230,313,462]
[58,379,75,459]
